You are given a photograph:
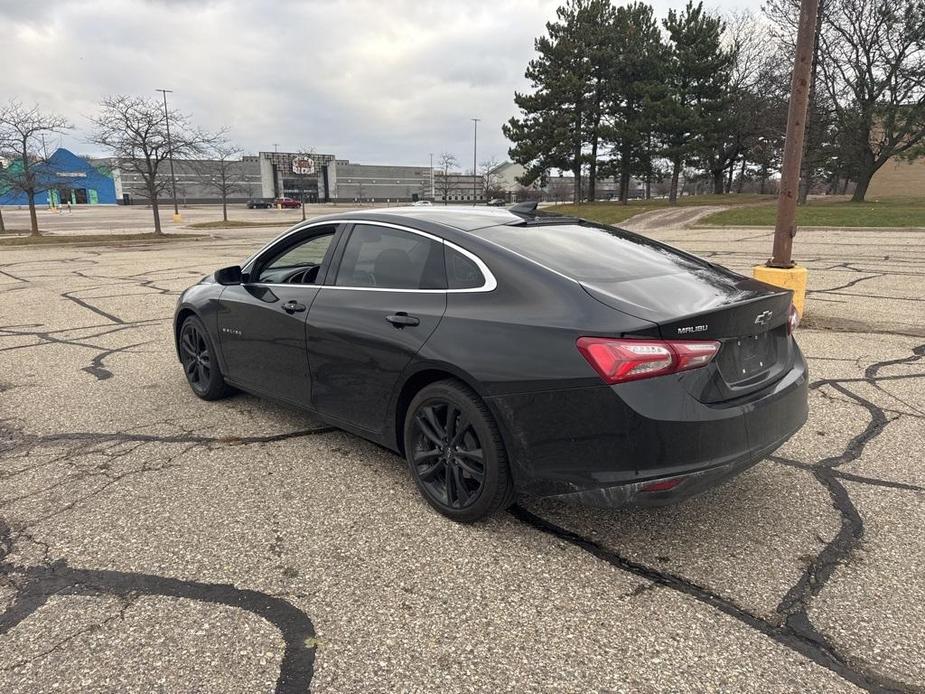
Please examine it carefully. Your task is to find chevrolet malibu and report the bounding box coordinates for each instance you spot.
[174,205,808,522]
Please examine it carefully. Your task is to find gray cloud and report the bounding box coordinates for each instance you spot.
[1,0,762,167]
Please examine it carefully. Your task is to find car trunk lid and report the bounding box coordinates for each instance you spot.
[582,271,794,402]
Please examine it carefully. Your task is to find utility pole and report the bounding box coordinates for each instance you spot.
[429,152,434,200]
[156,89,182,223]
[471,118,480,206]
[753,0,819,317]
[770,0,819,268]
[273,143,279,153]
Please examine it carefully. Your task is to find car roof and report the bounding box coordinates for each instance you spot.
[327,206,526,232]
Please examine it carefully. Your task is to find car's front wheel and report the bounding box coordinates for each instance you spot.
[404,380,513,522]
[178,315,233,400]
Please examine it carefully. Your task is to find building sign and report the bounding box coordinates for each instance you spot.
[56,171,87,178]
[292,158,315,175]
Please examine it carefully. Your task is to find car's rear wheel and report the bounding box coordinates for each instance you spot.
[404,380,513,522]
[178,316,232,400]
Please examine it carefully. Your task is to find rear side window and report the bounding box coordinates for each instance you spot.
[471,223,708,281]
[335,224,446,290]
[445,246,484,289]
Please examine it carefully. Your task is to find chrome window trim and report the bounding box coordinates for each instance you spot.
[244,219,497,294]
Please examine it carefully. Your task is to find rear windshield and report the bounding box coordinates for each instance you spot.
[470,223,707,281]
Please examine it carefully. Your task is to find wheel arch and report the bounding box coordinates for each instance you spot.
[173,306,199,360]
[391,363,514,465]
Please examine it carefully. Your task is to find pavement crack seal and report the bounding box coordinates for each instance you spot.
[60,290,125,325]
[0,519,315,693]
[806,273,885,296]
[510,505,913,694]
[25,426,338,447]
[512,342,925,694]
[0,322,153,381]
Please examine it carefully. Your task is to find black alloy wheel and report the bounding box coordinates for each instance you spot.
[404,380,513,522]
[179,316,232,400]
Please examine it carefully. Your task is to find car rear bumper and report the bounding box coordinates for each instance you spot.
[544,425,795,507]
[486,347,808,507]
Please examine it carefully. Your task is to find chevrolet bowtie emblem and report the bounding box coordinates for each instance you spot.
[754,310,773,326]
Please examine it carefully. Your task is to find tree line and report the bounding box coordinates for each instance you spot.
[505,0,925,204]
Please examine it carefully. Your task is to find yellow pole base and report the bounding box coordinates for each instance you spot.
[172,213,183,223]
[753,264,808,316]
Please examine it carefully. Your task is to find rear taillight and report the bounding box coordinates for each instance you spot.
[576,337,721,384]
[787,303,800,335]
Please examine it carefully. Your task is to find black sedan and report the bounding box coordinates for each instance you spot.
[174,205,807,522]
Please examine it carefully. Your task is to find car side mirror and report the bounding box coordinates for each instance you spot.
[215,265,243,285]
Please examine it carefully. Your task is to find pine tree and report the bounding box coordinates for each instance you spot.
[604,2,668,203]
[504,0,616,202]
[659,2,734,202]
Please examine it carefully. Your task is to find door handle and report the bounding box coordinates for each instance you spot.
[386,312,420,328]
[282,300,306,314]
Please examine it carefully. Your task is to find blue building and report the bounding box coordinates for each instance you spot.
[0,148,117,206]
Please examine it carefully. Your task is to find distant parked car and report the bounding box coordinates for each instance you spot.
[411,200,433,206]
[275,197,302,209]
[273,198,302,209]
[487,198,507,207]
[246,198,273,209]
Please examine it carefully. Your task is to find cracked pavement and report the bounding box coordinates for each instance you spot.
[1,209,924,692]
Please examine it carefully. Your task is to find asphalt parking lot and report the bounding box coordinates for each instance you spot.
[1,208,923,693]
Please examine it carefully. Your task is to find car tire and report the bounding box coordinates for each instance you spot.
[178,315,233,401]
[404,379,514,522]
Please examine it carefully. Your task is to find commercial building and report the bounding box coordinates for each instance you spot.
[1,148,639,208]
[335,161,430,202]
[108,151,434,205]
[433,171,485,203]
[103,155,264,205]
[867,156,925,198]
[0,148,117,206]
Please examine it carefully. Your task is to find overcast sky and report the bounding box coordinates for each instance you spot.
[1,0,762,168]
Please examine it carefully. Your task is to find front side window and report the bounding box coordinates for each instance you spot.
[255,230,335,283]
[335,224,446,290]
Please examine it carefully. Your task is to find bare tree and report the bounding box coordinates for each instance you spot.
[0,100,71,236]
[767,0,925,201]
[479,156,504,200]
[89,95,212,235]
[547,175,573,204]
[435,152,459,205]
[821,0,925,200]
[192,137,244,222]
[0,136,10,235]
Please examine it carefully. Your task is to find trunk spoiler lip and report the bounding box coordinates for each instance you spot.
[580,280,793,337]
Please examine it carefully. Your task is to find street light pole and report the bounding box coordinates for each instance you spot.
[429,152,434,200]
[471,118,480,206]
[156,89,181,223]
